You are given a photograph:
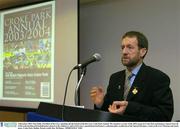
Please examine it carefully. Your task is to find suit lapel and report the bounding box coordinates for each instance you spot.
[127,63,147,100]
[118,71,126,100]
[119,70,126,88]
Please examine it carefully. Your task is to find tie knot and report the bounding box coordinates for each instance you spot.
[128,73,134,80]
[126,71,134,80]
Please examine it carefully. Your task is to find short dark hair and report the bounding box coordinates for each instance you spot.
[122,31,148,50]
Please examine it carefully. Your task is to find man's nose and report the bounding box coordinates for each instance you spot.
[122,47,128,54]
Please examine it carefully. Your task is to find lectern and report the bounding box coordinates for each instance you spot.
[27,102,140,121]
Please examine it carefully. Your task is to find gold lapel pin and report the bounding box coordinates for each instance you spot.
[132,87,138,95]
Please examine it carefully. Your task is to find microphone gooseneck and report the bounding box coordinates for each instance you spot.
[62,68,74,121]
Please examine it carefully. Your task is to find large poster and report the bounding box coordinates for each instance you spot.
[1,2,55,102]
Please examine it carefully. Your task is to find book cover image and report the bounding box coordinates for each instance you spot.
[1,2,54,102]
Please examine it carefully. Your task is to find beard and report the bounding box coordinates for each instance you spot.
[121,56,140,68]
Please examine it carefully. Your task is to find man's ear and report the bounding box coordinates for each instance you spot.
[140,48,147,58]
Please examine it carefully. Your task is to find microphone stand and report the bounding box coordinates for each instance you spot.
[62,66,86,121]
[74,67,86,106]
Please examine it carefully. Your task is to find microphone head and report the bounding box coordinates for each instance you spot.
[73,53,102,70]
[93,53,102,61]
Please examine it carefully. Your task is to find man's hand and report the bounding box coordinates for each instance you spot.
[108,101,128,115]
[90,86,104,106]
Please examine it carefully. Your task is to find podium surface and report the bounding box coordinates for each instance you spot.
[35,102,139,121]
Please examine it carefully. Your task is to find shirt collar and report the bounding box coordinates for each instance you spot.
[131,63,142,76]
[126,63,142,76]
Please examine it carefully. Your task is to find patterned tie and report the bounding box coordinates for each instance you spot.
[123,71,134,100]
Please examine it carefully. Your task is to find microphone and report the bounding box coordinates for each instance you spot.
[73,53,102,69]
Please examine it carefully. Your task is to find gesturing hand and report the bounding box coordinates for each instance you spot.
[90,86,104,106]
[108,101,128,115]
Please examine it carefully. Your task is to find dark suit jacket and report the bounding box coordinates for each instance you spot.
[96,63,174,121]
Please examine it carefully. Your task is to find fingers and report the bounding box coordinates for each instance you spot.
[90,87,98,101]
[90,87,98,96]
[90,86,103,97]
[108,101,128,115]
[108,104,117,113]
[112,101,128,107]
[90,86,104,105]
[91,87,103,93]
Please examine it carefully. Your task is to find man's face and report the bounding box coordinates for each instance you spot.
[121,36,146,68]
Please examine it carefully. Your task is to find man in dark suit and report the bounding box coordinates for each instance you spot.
[90,31,174,121]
